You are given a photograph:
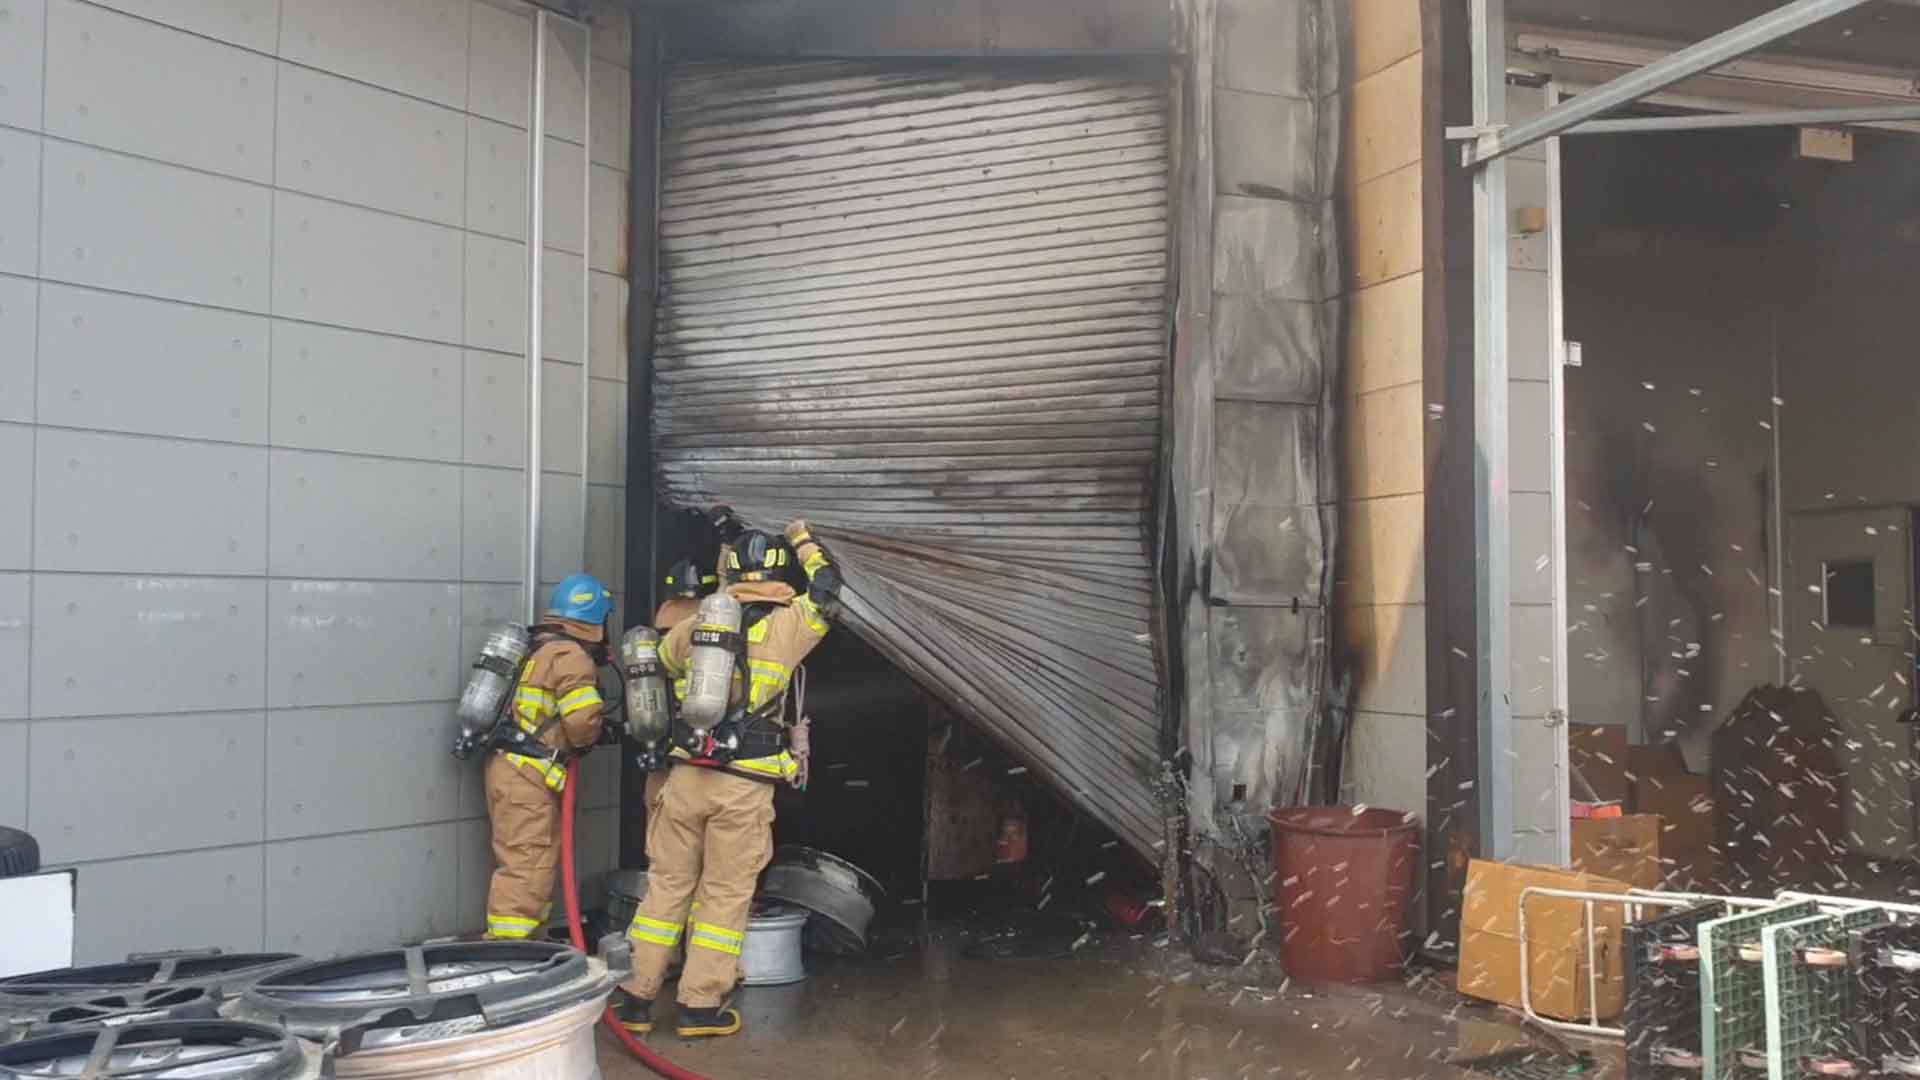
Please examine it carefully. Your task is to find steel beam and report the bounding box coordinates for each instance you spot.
[1471,0,1514,862]
[1463,0,1881,165]
[1569,103,1920,134]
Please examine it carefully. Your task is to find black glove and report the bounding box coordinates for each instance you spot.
[597,716,627,747]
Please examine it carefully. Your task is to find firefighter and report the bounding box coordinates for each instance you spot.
[610,516,841,1037]
[482,573,614,941]
[643,557,715,808]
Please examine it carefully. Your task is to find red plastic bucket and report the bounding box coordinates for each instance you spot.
[1268,806,1420,983]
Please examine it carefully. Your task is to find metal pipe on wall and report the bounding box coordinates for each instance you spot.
[579,37,594,574]
[524,8,550,624]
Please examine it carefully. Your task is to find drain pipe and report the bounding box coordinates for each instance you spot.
[560,761,713,1080]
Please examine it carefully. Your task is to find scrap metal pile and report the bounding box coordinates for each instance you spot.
[1623,897,1920,1080]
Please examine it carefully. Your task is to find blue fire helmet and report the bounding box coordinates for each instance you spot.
[549,573,614,624]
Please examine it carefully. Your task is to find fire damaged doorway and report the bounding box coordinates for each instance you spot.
[1559,118,1920,900]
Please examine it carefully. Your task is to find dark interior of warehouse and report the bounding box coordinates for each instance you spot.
[1562,118,1920,902]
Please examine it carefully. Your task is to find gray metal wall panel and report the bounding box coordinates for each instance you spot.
[463,234,527,353]
[29,710,266,863]
[537,476,585,582]
[574,746,619,812]
[87,0,280,52]
[0,576,26,719]
[37,284,271,444]
[541,137,586,256]
[466,115,529,241]
[541,23,588,144]
[0,425,30,569]
[538,360,584,475]
[461,465,524,583]
[265,580,461,708]
[587,170,627,275]
[11,0,627,959]
[587,273,627,380]
[454,817,493,933]
[269,322,462,462]
[71,846,266,963]
[35,430,269,575]
[264,704,462,839]
[0,0,46,131]
[466,0,531,128]
[589,63,630,170]
[459,584,522,698]
[0,128,41,277]
[585,485,625,593]
[462,349,526,468]
[538,247,585,363]
[0,721,24,827]
[586,380,625,484]
[268,451,460,580]
[44,0,276,182]
[31,575,268,718]
[654,60,1171,856]
[263,823,460,954]
[277,0,470,110]
[0,278,33,423]
[275,65,468,227]
[40,141,272,310]
[271,193,463,345]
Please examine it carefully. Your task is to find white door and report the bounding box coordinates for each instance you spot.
[1786,507,1918,860]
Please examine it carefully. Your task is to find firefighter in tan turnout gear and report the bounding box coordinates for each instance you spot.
[482,574,614,940]
[611,513,841,1038]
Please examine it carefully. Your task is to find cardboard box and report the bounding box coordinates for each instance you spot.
[1571,814,1663,891]
[1569,724,1631,804]
[1459,860,1630,1022]
[1635,774,1714,889]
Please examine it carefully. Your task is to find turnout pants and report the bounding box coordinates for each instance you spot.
[483,754,560,939]
[621,765,775,1008]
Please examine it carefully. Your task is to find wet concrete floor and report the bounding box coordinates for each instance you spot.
[598,930,1614,1080]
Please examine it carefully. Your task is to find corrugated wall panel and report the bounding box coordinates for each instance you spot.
[654,60,1171,857]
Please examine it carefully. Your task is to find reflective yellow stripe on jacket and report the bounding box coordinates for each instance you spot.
[514,687,556,735]
[558,686,602,716]
[746,658,790,710]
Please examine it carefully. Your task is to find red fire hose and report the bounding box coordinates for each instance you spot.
[560,760,714,1080]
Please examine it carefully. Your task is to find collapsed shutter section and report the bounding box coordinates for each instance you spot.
[653,60,1171,857]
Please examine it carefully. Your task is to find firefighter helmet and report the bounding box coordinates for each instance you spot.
[549,573,614,623]
[725,531,790,582]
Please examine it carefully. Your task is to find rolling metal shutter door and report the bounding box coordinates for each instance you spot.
[653,60,1171,856]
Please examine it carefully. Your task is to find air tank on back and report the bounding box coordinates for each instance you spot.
[621,626,673,744]
[453,623,529,758]
[680,592,742,730]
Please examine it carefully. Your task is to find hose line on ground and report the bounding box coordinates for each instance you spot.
[561,760,715,1080]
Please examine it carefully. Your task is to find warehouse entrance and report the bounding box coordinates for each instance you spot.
[634,55,1173,925]
[1556,117,1920,897]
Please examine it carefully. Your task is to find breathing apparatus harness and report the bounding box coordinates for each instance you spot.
[464,622,624,766]
[674,601,791,770]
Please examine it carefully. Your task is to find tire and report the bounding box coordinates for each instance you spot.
[0,825,40,877]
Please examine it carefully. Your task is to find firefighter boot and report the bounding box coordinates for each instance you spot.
[676,1003,743,1038]
[610,988,652,1034]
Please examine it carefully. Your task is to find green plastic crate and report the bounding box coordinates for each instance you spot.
[1700,902,1819,1080]
[1761,908,1887,1080]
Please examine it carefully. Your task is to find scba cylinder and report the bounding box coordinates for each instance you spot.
[680,592,742,729]
[621,626,673,743]
[454,623,529,757]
